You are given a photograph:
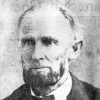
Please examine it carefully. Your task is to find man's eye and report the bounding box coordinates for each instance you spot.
[41,37,58,46]
[42,38,52,46]
[21,38,35,46]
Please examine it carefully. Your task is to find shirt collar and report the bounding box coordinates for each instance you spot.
[30,72,72,100]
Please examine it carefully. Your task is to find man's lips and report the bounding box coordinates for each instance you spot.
[30,67,50,69]
[29,67,51,76]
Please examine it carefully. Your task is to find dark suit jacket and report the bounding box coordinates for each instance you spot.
[3,73,100,100]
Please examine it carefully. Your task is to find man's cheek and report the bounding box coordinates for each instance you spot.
[21,54,32,70]
[21,51,32,63]
[44,58,64,77]
[50,61,61,73]
[45,47,66,59]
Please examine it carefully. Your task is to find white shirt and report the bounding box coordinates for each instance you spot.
[31,72,72,100]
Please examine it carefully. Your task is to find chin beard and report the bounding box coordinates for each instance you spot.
[23,64,65,88]
[23,69,60,88]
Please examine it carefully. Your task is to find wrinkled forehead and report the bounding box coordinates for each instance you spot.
[20,4,70,27]
[19,5,74,42]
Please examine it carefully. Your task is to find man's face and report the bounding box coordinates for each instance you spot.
[20,6,73,88]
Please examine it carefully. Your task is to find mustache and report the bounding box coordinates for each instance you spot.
[23,59,51,69]
[31,59,40,68]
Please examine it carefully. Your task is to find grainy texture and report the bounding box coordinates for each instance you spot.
[0,0,100,99]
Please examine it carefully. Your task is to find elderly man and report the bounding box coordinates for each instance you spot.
[3,1,100,100]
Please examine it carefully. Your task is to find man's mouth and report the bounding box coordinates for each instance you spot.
[30,66,50,69]
[30,62,51,69]
[29,67,51,75]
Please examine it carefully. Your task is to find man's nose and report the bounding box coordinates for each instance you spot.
[32,43,44,60]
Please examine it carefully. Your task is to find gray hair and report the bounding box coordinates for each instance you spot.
[58,4,84,52]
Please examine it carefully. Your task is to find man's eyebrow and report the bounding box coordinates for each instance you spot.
[21,36,35,41]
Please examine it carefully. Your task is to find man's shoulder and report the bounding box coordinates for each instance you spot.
[3,84,30,100]
[82,81,100,100]
[2,74,100,100]
[68,73,100,100]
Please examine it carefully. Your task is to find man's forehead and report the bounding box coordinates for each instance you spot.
[21,4,70,27]
[20,5,73,42]
[23,4,61,18]
[21,5,67,24]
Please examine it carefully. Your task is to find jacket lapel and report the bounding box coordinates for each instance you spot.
[23,73,90,100]
[67,73,89,100]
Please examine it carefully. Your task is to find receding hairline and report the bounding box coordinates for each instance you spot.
[18,4,69,27]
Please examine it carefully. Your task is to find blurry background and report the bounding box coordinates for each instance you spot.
[0,0,100,99]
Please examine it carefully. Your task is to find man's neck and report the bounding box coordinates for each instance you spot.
[31,72,72,99]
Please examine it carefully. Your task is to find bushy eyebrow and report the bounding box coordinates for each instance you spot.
[21,36,35,40]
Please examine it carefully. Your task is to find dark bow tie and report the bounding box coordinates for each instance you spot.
[31,95,55,100]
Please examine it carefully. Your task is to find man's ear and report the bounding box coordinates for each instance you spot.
[68,41,83,59]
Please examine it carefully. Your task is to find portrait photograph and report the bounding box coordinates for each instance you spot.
[0,0,100,100]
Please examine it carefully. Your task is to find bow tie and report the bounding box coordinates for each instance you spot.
[31,95,55,100]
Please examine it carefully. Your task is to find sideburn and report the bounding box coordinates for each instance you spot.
[60,63,65,77]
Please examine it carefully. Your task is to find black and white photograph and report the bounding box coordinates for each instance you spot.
[0,0,100,100]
